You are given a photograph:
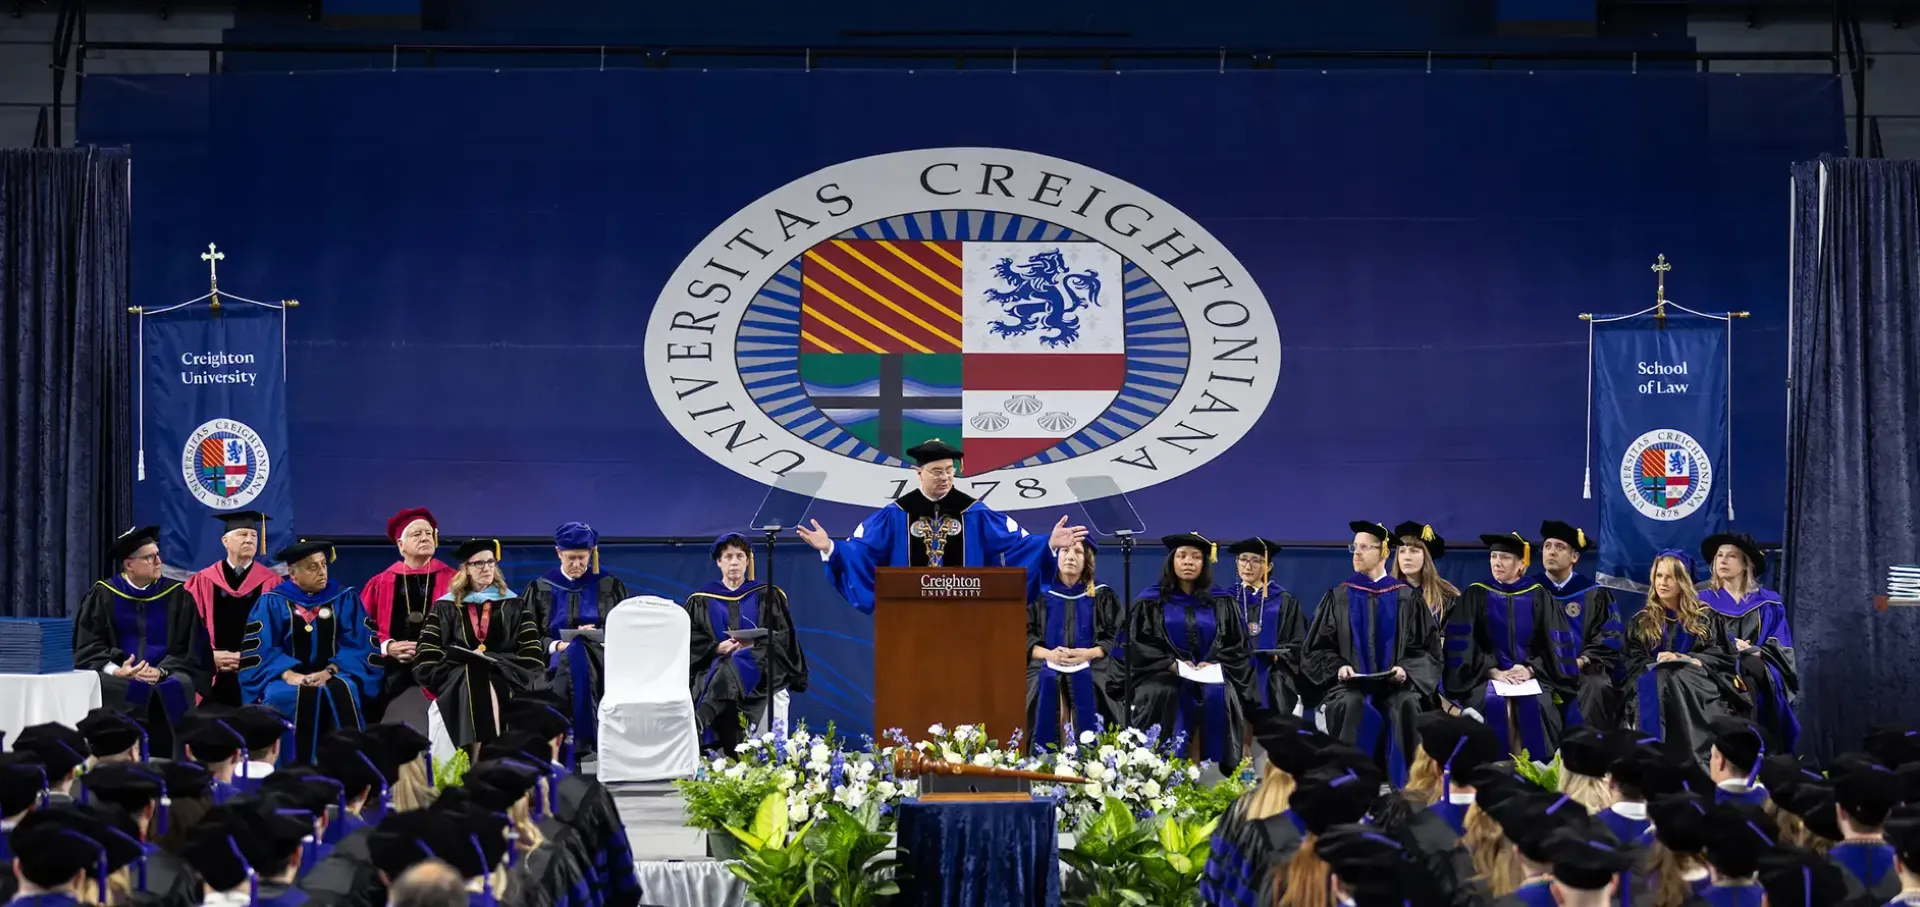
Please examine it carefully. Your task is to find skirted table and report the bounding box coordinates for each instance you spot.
[895,797,1060,907]
[0,671,101,740]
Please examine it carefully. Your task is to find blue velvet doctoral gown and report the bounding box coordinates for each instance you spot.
[823,489,1058,614]
[1698,587,1799,751]
[239,579,378,765]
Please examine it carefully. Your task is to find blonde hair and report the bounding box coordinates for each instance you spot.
[1276,835,1331,907]
[1560,772,1615,813]
[1244,762,1296,821]
[391,759,437,812]
[1392,538,1460,616]
[1632,556,1710,646]
[1404,749,1444,807]
[1465,803,1523,896]
[1646,843,1707,907]
[1706,546,1757,595]
[509,794,544,858]
[448,559,510,603]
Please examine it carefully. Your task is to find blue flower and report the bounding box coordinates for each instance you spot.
[1094,713,1107,733]
[1144,724,1163,746]
[1169,730,1189,756]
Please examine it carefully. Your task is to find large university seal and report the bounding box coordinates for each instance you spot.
[1619,428,1712,521]
[182,418,272,508]
[645,149,1282,507]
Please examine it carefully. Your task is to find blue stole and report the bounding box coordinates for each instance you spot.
[105,575,176,665]
[693,581,764,715]
[1031,580,1103,749]
[1714,784,1769,808]
[209,779,240,804]
[1236,581,1288,710]
[1341,573,1411,786]
[5,895,84,907]
[542,570,606,741]
[1477,578,1554,758]
[1599,808,1652,846]
[1831,841,1897,890]
[1704,884,1765,907]
[1512,880,1556,907]
[1634,618,1704,742]
[1427,798,1470,835]
[1700,587,1799,750]
[1159,586,1233,765]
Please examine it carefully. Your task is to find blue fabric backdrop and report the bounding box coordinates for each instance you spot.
[76,70,1842,548]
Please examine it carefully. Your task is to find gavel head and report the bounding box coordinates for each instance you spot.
[891,748,927,779]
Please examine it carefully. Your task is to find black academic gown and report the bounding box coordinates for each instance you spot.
[550,769,642,907]
[129,842,201,907]
[73,576,213,754]
[1124,583,1258,768]
[1530,571,1624,731]
[1402,805,1489,907]
[1232,581,1308,716]
[1621,613,1744,769]
[1025,580,1124,750]
[413,589,545,749]
[506,816,596,907]
[524,570,629,753]
[686,581,808,753]
[1303,573,1441,787]
[296,825,382,906]
[1198,796,1302,906]
[1443,579,1576,759]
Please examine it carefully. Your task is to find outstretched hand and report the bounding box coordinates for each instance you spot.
[795,519,833,553]
[1048,516,1088,551]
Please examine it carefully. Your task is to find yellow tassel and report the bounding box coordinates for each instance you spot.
[1518,534,1531,571]
[1421,524,1436,542]
[493,540,502,562]
[1191,531,1215,563]
[748,549,756,582]
[591,546,600,575]
[329,546,337,564]
[1576,528,1588,549]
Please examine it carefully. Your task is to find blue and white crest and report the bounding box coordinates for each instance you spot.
[984,249,1104,347]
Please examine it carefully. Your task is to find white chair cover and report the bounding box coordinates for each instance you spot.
[597,595,698,782]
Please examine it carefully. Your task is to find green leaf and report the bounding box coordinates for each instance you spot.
[1117,890,1150,905]
[723,823,766,851]
[750,791,788,846]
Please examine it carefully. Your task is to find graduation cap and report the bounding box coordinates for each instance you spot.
[107,526,160,564]
[1865,725,1920,770]
[1413,712,1503,791]
[1607,742,1667,800]
[78,763,172,833]
[554,521,601,574]
[178,708,249,763]
[1316,823,1414,905]
[1701,533,1766,573]
[1882,803,1920,864]
[1349,521,1392,546]
[1538,521,1591,552]
[213,510,270,536]
[1758,754,1826,792]
[368,809,450,879]
[1701,802,1779,878]
[1544,828,1636,890]
[233,705,294,752]
[1160,532,1215,562]
[1647,792,1714,854]
[500,700,572,767]
[1758,847,1850,907]
[1708,715,1772,784]
[274,539,336,566]
[1479,532,1531,565]
[1772,781,1842,842]
[317,729,393,808]
[0,753,49,816]
[1559,728,1613,778]
[76,707,147,761]
[1290,764,1383,835]
[1498,795,1592,864]
[259,766,341,814]
[70,801,150,879]
[1390,522,1445,559]
[453,538,502,564]
[1653,548,1698,578]
[1226,538,1282,560]
[156,760,213,801]
[12,722,90,777]
[1831,758,1901,827]
[1639,747,1715,799]
[386,507,439,544]
[363,722,432,781]
[10,808,111,896]
[904,438,962,466]
[184,798,312,894]
[463,759,547,813]
[429,796,513,885]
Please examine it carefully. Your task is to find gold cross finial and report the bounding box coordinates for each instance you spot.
[1651,254,1671,304]
[202,243,226,309]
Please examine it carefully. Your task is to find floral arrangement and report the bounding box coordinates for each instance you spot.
[677,718,1250,835]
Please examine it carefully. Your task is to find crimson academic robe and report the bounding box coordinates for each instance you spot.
[184,560,282,706]
[357,559,455,720]
[522,570,629,751]
[413,589,544,749]
[73,576,213,750]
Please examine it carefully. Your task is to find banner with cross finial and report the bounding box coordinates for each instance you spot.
[132,243,300,576]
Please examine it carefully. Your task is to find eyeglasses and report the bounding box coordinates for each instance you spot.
[1348,544,1382,554]
[130,553,162,563]
[1235,555,1266,565]
[919,467,957,478]
[467,559,498,569]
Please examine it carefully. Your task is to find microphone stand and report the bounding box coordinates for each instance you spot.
[1117,530,1136,606]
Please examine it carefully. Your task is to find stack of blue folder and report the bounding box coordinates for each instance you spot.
[0,618,75,674]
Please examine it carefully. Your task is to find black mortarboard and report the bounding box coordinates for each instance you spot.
[1702,802,1779,878]
[1758,754,1825,792]
[1290,764,1383,835]
[1758,848,1850,907]
[13,723,89,777]
[178,708,249,763]
[1490,794,1591,863]
[501,699,571,740]
[1470,766,1546,816]
[213,510,271,534]
[274,539,335,566]
[1316,823,1413,903]
[462,759,546,812]
[364,722,432,775]
[1538,521,1591,552]
[77,764,166,826]
[1544,828,1636,890]
[76,707,146,760]
[1160,533,1215,561]
[1349,521,1392,545]
[368,809,450,878]
[317,729,393,801]
[453,538,501,563]
[1414,712,1503,783]
[69,802,147,873]
[1824,751,1883,782]
[1607,742,1666,799]
[1832,759,1900,827]
[183,798,312,891]
[1701,533,1766,573]
[1260,724,1342,778]
[428,797,511,880]
[260,766,343,820]
[1883,803,1920,863]
[904,438,962,466]
[478,730,555,767]
[1773,781,1842,842]
[156,760,213,800]
[1226,538,1282,559]
[1640,748,1715,799]
[1560,728,1613,778]
[1480,532,1530,560]
[1866,725,1920,770]
[1708,715,1772,779]
[107,526,160,564]
[0,753,48,816]
[10,808,109,890]
[1390,522,1444,559]
[233,705,293,751]
[1647,792,1713,853]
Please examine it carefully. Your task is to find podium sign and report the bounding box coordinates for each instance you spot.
[873,567,1029,744]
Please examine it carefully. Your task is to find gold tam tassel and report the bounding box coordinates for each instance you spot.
[591,546,600,575]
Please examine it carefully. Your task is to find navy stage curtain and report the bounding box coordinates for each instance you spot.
[1785,157,1920,761]
[0,147,133,617]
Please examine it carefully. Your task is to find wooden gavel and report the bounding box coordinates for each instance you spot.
[892,749,1090,785]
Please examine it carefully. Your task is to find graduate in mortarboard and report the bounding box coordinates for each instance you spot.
[7,808,113,906]
[1543,828,1638,907]
[1698,532,1799,752]
[240,541,378,765]
[149,760,216,854]
[1443,532,1575,761]
[1826,758,1901,903]
[358,507,457,724]
[73,525,212,756]
[1646,792,1715,906]
[496,699,641,907]
[1023,539,1122,750]
[315,729,393,843]
[363,722,434,813]
[1880,804,1920,906]
[74,762,201,906]
[687,532,810,754]
[185,511,283,707]
[75,707,147,764]
[1699,801,1777,905]
[11,724,87,806]
[1622,552,1742,770]
[1529,520,1624,731]
[1123,533,1258,767]
[1757,848,1849,907]
[1706,715,1773,808]
[1225,537,1307,717]
[1200,709,1362,906]
[181,797,315,907]
[521,522,630,760]
[794,438,1086,614]
[1303,521,1442,786]
[1407,711,1504,830]
[414,539,545,752]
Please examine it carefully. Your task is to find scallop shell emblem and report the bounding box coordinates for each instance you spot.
[1036,411,1078,433]
[1004,394,1043,416]
[969,411,1011,432]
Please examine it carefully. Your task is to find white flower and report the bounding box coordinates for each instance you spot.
[788,801,811,824]
[1098,744,1118,760]
[1062,744,1078,757]
[1153,796,1176,812]
[1142,779,1162,798]
[941,748,965,764]
[928,723,947,737]
[761,731,775,743]
[1186,765,1202,781]
[1079,729,1097,744]
[810,743,832,764]
[877,781,899,801]
[972,752,996,767]
[734,742,754,753]
[723,763,748,779]
[1084,781,1104,799]
[776,769,797,791]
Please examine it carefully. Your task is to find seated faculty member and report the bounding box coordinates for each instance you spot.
[521,521,629,759]
[1526,520,1622,731]
[1025,539,1122,749]
[1227,537,1306,717]
[183,511,282,707]
[358,507,456,724]
[1124,533,1258,767]
[414,539,545,752]
[1698,532,1799,752]
[240,540,377,765]
[688,533,808,753]
[74,525,212,757]
[1442,532,1574,759]
[795,438,1085,613]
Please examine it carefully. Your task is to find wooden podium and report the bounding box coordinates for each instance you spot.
[873,567,1028,743]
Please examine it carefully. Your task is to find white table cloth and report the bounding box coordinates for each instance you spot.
[0,671,102,739]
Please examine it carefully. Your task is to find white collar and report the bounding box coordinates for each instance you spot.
[1717,779,1765,794]
[1448,791,1477,805]
[239,761,277,779]
[1682,867,1711,882]
[1609,801,1648,820]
